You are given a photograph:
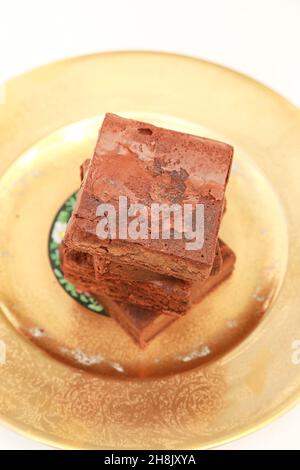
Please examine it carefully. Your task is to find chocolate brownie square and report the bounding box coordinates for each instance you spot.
[60,240,234,321]
[97,242,235,347]
[64,114,233,281]
[60,239,224,316]
[92,241,223,315]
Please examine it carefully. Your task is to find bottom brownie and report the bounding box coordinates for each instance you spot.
[96,243,235,347]
[60,240,235,347]
[97,295,176,348]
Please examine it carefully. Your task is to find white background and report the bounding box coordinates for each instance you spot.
[0,0,300,450]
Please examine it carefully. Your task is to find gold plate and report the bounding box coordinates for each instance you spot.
[0,51,299,449]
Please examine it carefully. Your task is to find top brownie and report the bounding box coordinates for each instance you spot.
[64,113,233,281]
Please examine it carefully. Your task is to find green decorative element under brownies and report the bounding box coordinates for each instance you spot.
[49,192,108,316]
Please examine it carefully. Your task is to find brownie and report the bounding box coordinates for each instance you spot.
[210,241,223,275]
[92,241,224,315]
[60,239,225,316]
[80,158,222,282]
[98,296,176,348]
[93,238,223,282]
[64,113,233,281]
[191,241,235,304]
[59,244,95,291]
[60,241,189,314]
[97,243,235,347]
[60,239,233,317]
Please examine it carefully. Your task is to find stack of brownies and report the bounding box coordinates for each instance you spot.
[60,113,235,347]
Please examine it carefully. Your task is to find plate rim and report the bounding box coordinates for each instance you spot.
[0,50,300,450]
